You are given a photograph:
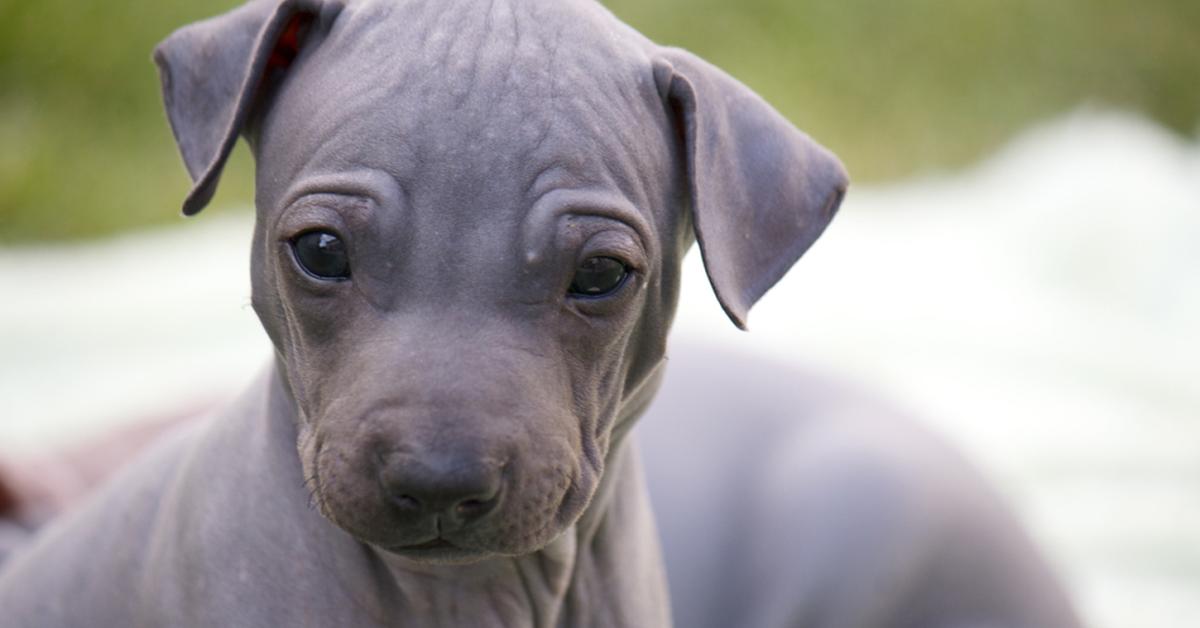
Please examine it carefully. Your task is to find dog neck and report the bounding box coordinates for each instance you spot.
[265,360,671,627]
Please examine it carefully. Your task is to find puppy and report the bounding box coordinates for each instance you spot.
[0,0,845,625]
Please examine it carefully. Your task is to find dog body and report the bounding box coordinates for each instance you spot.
[0,367,669,626]
[641,345,1083,628]
[0,0,1082,626]
[0,353,1085,628]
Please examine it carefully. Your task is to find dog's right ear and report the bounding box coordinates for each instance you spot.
[154,0,338,216]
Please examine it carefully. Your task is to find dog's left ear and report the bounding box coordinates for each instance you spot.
[653,48,848,330]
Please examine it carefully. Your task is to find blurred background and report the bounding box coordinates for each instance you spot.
[2,0,1198,240]
[1,0,1197,626]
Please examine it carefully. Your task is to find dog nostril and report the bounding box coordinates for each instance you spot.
[393,494,421,512]
[453,496,497,521]
[456,499,484,517]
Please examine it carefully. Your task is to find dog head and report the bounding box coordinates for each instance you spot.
[155,0,846,563]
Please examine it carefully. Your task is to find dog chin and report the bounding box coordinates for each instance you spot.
[332,515,561,565]
[381,540,499,565]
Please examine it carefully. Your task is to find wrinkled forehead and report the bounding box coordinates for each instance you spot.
[257,0,670,214]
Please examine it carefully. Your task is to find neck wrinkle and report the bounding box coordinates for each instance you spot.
[610,357,668,450]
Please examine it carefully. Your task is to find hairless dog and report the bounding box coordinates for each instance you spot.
[0,0,1082,626]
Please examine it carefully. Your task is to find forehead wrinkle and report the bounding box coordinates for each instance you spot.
[521,187,653,266]
[526,9,663,207]
[306,0,569,187]
[267,0,666,235]
[298,0,650,142]
[262,34,423,202]
[348,0,544,114]
[527,78,665,218]
[276,169,404,218]
[262,102,418,212]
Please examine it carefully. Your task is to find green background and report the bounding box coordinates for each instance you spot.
[1,0,1197,241]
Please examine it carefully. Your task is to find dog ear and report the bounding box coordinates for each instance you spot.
[153,0,334,216]
[653,48,849,330]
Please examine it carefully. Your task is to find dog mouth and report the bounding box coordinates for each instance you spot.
[383,536,498,564]
[395,537,456,551]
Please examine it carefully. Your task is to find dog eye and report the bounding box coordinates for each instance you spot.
[568,256,629,297]
[292,230,350,280]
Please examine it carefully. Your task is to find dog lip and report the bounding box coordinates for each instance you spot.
[393,537,455,551]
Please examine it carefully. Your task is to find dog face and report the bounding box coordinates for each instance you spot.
[155,0,846,563]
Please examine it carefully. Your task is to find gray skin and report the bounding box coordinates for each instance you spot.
[0,0,1082,626]
[641,344,1083,628]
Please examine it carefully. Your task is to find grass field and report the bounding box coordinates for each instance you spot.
[1,0,1197,241]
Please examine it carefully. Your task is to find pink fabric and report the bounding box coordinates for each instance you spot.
[0,409,208,525]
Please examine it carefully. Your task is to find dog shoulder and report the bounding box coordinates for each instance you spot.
[0,418,202,627]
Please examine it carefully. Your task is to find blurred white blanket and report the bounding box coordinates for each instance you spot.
[1,110,1197,628]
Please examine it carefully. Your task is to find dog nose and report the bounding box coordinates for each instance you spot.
[378,453,502,525]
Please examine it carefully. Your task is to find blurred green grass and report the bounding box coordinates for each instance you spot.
[1,0,1197,242]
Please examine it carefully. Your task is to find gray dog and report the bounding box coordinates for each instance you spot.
[0,0,1082,626]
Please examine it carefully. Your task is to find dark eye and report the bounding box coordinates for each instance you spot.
[292,230,350,280]
[568,256,629,298]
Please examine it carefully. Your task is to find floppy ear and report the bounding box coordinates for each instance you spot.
[653,48,849,330]
[153,0,336,216]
